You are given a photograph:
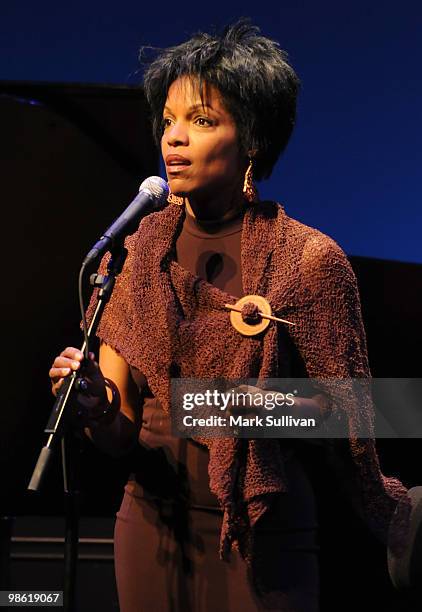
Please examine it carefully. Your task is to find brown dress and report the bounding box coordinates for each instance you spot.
[113,210,320,612]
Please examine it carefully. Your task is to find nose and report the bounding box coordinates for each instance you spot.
[165,120,189,146]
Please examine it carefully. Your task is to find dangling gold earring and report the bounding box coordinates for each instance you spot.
[168,192,185,206]
[243,157,259,204]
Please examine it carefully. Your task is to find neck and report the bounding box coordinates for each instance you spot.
[185,184,246,225]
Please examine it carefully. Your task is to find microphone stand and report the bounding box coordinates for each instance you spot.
[28,243,128,612]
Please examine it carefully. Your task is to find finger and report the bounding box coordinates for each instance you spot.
[52,378,64,397]
[49,366,72,381]
[60,347,84,361]
[49,363,78,385]
[52,356,82,371]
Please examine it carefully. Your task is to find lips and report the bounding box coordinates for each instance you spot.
[165,154,191,167]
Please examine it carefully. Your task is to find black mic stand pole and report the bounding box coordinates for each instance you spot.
[28,243,128,612]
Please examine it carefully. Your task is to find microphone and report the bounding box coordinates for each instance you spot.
[83,176,169,265]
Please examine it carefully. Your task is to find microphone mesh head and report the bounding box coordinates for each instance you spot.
[139,176,169,207]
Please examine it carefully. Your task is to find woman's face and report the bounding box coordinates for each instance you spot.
[161,76,245,202]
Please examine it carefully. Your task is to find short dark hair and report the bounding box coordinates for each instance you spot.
[142,20,300,181]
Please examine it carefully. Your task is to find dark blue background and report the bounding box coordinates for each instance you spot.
[2,0,421,262]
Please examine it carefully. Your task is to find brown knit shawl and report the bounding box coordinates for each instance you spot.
[88,199,411,563]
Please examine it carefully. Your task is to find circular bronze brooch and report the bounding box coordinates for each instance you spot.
[225,294,295,337]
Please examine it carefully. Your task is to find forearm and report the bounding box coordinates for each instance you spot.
[290,393,331,420]
[233,386,330,444]
[82,344,141,458]
[242,385,330,420]
[84,410,139,458]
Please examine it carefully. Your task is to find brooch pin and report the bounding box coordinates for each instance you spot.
[224,294,295,337]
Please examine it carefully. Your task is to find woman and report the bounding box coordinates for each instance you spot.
[49,21,411,612]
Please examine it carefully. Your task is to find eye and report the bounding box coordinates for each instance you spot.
[162,117,173,130]
[195,116,213,127]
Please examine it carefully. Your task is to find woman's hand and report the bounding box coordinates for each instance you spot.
[49,346,84,397]
[49,347,109,420]
[49,343,140,457]
[225,384,331,420]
